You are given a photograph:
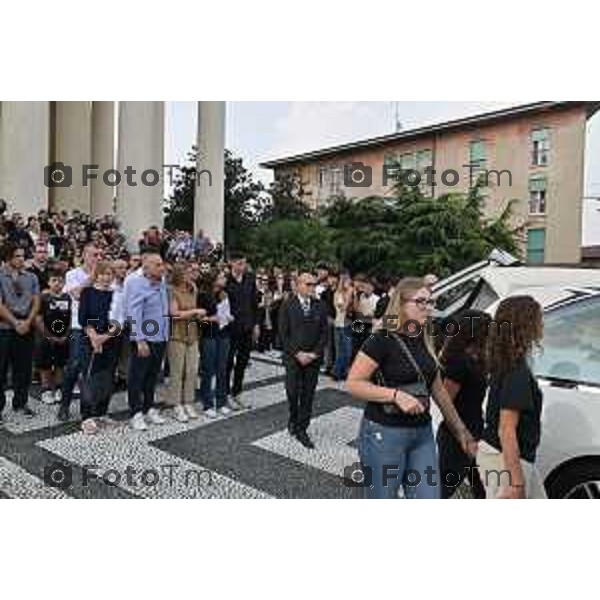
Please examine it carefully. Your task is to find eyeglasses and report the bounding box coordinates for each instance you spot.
[405,298,435,309]
[305,282,317,287]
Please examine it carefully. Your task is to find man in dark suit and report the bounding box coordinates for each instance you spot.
[278,271,328,449]
[225,251,259,409]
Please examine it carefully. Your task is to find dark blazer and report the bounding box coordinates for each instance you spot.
[278,295,328,361]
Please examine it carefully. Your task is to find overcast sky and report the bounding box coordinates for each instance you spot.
[165,101,600,245]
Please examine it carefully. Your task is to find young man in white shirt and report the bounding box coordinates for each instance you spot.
[57,243,99,421]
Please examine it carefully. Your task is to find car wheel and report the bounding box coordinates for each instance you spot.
[545,459,600,499]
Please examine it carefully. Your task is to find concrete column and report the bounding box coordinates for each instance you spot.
[0,101,50,215]
[50,101,93,213]
[90,101,115,216]
[195,101,225,243]
[117,101,164,248]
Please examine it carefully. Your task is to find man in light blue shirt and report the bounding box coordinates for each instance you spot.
[124,250,170,430]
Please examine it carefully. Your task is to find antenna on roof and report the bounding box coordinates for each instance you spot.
[394,101,402,132]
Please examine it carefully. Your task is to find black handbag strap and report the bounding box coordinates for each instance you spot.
[389,332,429,389]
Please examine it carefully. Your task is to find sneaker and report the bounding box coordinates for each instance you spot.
[218,406,232,416]
[54,389,63,404]
[205,408,218,418]
[130,411,148,431]
[41,390,55,405]
[174,405,189,423]
[146,407,166,425]
[81,418,98,435]
[226,398,240,411]
[185,404,200,419]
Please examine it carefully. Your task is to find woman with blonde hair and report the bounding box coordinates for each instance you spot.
[168,263,206,422]
[347,277,478,499]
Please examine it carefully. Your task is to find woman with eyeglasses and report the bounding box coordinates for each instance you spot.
[346,277,478,499]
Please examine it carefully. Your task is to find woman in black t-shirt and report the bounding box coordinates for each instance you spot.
[347,278,478,499]
[479,295,545,499]
[437,309,490,499]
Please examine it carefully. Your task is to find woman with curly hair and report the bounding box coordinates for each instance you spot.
[479,295,546,499]
[437,309,490,499]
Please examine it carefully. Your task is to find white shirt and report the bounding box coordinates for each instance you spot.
[358,293,380,318]
[110,280,126,328]
[217,297,234,330]
[63,266,92,330]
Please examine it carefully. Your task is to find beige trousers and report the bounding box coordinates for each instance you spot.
[477,441,547,499]
[167,340,199,406]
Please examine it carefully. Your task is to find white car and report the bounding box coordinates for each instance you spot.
[431,254,600,499]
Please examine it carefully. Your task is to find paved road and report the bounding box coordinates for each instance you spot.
[0,352,367,499]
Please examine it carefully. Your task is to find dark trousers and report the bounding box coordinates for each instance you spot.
[324,320,336,371]
[351,323,372,359]
[0,329,34,412]
[61,329,84,410]
[127,341,166,417]
[257,327,274,353]
[436,423,486,499]
[227,327,253,397]
[284,356,320,434]
[199,335,231,409]
[80,338,119,421]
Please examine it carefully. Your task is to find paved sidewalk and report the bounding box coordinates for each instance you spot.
[0,352,365,499]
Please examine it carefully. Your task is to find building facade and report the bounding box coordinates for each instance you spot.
[261,101,600,264]
[0,101,226,246]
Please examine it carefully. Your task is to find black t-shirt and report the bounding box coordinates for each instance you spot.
[78,287,113,334]
[361,329,439,427]
[41,292,72,338]
[28,263,49,292]
[442,353,487,439]
[483,359,543,463]
[197,291,219,338]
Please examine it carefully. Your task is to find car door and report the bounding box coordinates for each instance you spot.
[530,292,600,498]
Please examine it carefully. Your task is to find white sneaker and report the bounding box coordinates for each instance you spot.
[146,408,166,425]
[54,389,63,404]
[205,408,218,418]
[218,406,232,416]
[185,404,200,419]
[234,396,252,410]
[174,405,189,423]
[227,398,241,411]
[130,412,148,431]
[41,390,55,405]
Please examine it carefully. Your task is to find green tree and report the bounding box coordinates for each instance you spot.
[320,180,522,277]
[163,147,265,250]
[245,218,335,270]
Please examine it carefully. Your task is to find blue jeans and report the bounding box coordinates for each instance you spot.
[357,418,440,499]
[200,335,230,409]
[334,326,353,380]
[61,329,84,410]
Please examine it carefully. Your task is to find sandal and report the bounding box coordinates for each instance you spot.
[81,418,98,435]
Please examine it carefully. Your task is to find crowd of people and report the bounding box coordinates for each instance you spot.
[0,201,545,499]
